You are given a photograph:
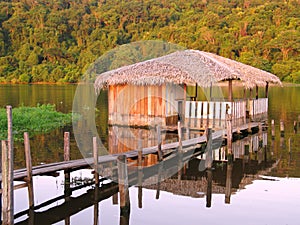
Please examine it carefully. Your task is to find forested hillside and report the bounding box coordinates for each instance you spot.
[0,0,299,83]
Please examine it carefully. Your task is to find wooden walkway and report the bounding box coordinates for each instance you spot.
[0,122,259,183]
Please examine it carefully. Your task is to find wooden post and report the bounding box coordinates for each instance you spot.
[265,82,269,98]
[63,132,71,225]
[225,162,233,204]
[228,79,233,102]
[271,120,275,139]
[226,107,233,156]
[156,125,163,161]
[206,168,212,208]
[137,130,143,209]
[177,121,183,180]
[205,128,213,169]
[294,121,297,134]
[93,137,99,186]
[280,120,284,137]
[117,155,130,217]
[255,85,258,100]
[64,132,71,198]
[2,106,14,225]
[24,132,34,209]
[2,140,14,225]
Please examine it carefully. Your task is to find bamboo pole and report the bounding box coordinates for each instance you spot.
[93,137,99,186]
[24,132,34,209]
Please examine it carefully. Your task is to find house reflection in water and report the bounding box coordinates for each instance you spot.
[110,128,275,207]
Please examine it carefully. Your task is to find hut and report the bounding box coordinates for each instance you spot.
[95,50,281,129]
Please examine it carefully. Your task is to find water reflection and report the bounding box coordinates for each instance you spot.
[11,130,282,225]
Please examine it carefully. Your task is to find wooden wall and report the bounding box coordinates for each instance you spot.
[108,84,184,126]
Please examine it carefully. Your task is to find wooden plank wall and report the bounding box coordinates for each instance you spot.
[108,84,182,126]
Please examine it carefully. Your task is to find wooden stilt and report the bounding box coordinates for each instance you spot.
[225,162,233,204]
[93,137,99,186]
[205,128,213,169]
[206,168,212,208]
[63,132,71,225]
[177,121,183,180]
[64,132,71,198]
[117,155,130,217]
[24,132,34,209]
[2,106,14,225]
[294,121,297,134]
[265,82,269,98]
[137,130,143,209]
[255,85,258,100]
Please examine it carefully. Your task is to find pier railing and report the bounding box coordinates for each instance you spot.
[183,98,268,129]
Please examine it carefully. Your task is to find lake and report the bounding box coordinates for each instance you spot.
[0,84,300,225]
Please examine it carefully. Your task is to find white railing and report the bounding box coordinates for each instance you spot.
[184,100,247,128]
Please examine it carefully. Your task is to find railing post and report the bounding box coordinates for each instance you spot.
[24,132,34,209]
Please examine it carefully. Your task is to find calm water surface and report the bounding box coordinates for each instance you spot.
[1,84,300,225]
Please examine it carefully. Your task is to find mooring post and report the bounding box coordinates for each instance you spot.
[2,106,14,225]
[271,120,275,139]
[64,132,72,198]
[93,137,99,186]
[137,130,143,209]
[117,155,130,217]
[24,132,34,209]
[280,120,285,137]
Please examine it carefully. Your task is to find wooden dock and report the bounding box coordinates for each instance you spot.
[0,104,262,225]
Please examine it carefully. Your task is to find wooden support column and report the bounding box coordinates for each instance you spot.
[225,161,233,204]
[255,85,259,100]
[228,80,233,102]
[24,132,34,209]
[205,128,213,169]
[177,121,183,181]
[2,106,14,225]
[93,137,99,186]
[265,82,269,98]
[117,155,130,219]
[226,104,233,157]
[64,132,71,197]
[63,132,71,225]
[137,130,143,209]
[206,168,212,208]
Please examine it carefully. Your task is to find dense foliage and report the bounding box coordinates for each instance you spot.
[0,104,74,140]
[0,0,299,83]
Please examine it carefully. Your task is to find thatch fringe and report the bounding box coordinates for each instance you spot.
[95,50,282,91]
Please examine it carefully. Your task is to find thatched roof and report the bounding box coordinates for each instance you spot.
[94,50,281,90]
